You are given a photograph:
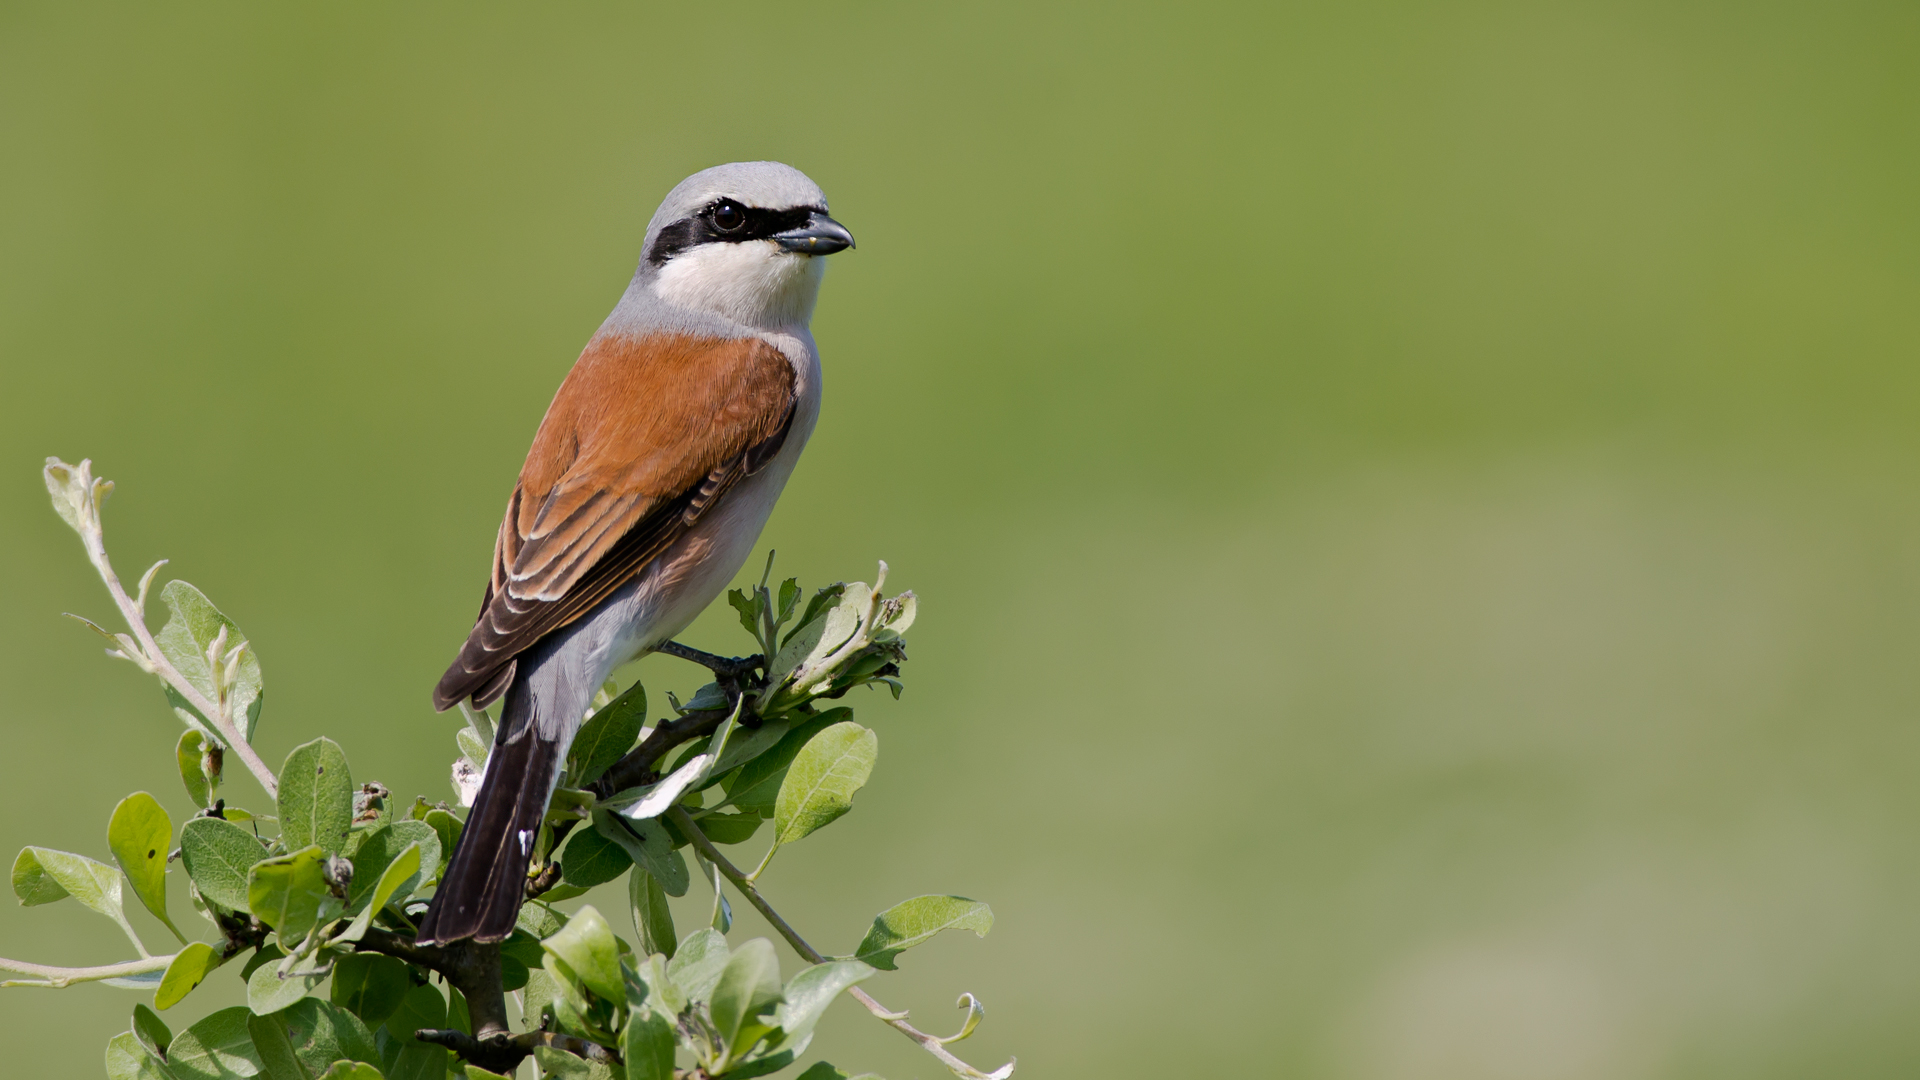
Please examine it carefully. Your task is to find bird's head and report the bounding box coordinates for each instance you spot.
[638,161,854,330]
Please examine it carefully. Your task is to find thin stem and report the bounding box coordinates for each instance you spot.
[0,953,173,988]
[669,808,1014,1080]
[81,526,279,799]
[107,907,150,959]
[746,842,777,884]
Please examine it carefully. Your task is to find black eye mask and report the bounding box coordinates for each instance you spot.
[647,201,824,267]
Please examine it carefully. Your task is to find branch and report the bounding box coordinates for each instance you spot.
[591,708,731,800]
[669,808,1015,1080]
[415,1028,619,1075]
[354,931,510,1050]
[0,953,173,988]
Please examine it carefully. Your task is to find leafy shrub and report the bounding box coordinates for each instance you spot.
[8,459,1012,1080]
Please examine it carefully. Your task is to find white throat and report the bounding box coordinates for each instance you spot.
[651,242,827,330]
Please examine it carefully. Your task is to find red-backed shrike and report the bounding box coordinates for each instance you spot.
[417,162,853,944]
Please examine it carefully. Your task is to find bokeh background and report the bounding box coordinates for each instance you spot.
[4,2,1918,1077]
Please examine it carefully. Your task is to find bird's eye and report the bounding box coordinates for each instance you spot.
[711,201,746,233]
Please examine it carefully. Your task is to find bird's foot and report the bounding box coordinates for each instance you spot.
[657,640,764,682]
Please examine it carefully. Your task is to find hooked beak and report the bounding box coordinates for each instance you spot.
[772,212,855,255]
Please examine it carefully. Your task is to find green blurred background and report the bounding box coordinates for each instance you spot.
[4,2,1919,1076]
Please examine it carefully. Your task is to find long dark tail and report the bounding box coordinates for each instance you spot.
[417,678,560,945]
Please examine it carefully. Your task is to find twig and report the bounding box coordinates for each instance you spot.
[669,808,1014,1080]
[0,953,173,988]
[415,1027,619,1074]
[591,708,731,800]
[56,461,279,798]
[655,640,764,682]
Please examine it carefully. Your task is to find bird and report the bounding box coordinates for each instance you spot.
[416,161,854,945]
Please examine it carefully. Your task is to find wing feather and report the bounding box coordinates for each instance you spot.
[434,332,796,711]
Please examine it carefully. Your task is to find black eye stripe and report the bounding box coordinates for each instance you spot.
[647,202,823,266]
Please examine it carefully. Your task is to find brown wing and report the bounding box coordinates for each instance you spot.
[433,332,796,711]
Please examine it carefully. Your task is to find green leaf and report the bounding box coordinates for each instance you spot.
[773,723,877,848]
[692,811,764,846]
[248,952,326,1015]
[110,792,183,941]
[105,1031,174,1080]
[724,711,850,818]
[875,591,916,637]
[382,986,450,1078]
[628,866,677,959]
[518,899,567,938]
[697,714,796,793]
[667,928,731,1003]
[179,817,268,911]
[848,896,994,971]
[156,942,226,1010]
[248,1009,310,1080]
[462,1068,511,1080]
[560,827,633,889]
[154,580,264,743]
[728,587,763,638]
[347,822,438,908]
[532,1046,620,1080]
[782,584,846,649]
[421,810,461,879]
[382,1047,442,1080]
[725,1045,802,1068]
[278,738,354,855]
[13,844,151,952]
[101,968,169,992]
[679,681,730,713]
[320,1063,385,1080]
[241,944,285,981]
[630,952,685,1025]
[382,982,446,1046]
[273,998,381,1078]
[165,1006,265,1080]
[11,846,74,906]
[542,904,624,1003]
[499,956,529,995]
[335,843,421,944]
[623,1008,678,1080]
[497,928,544,994]
[11,845,122,916]
[133,1002,173,1057]
[710,938,783,1061]
[774,961,875,1048]
[570,680,648,787]
[330,953,411,1028]
[248,845,341,939]
[776,578,801,625]
[768,584,867,694]
[177,730,217,809]
[547,786,598,823]
[454,728,489,771]
[591,810,688,897]
[537,882,590,903]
